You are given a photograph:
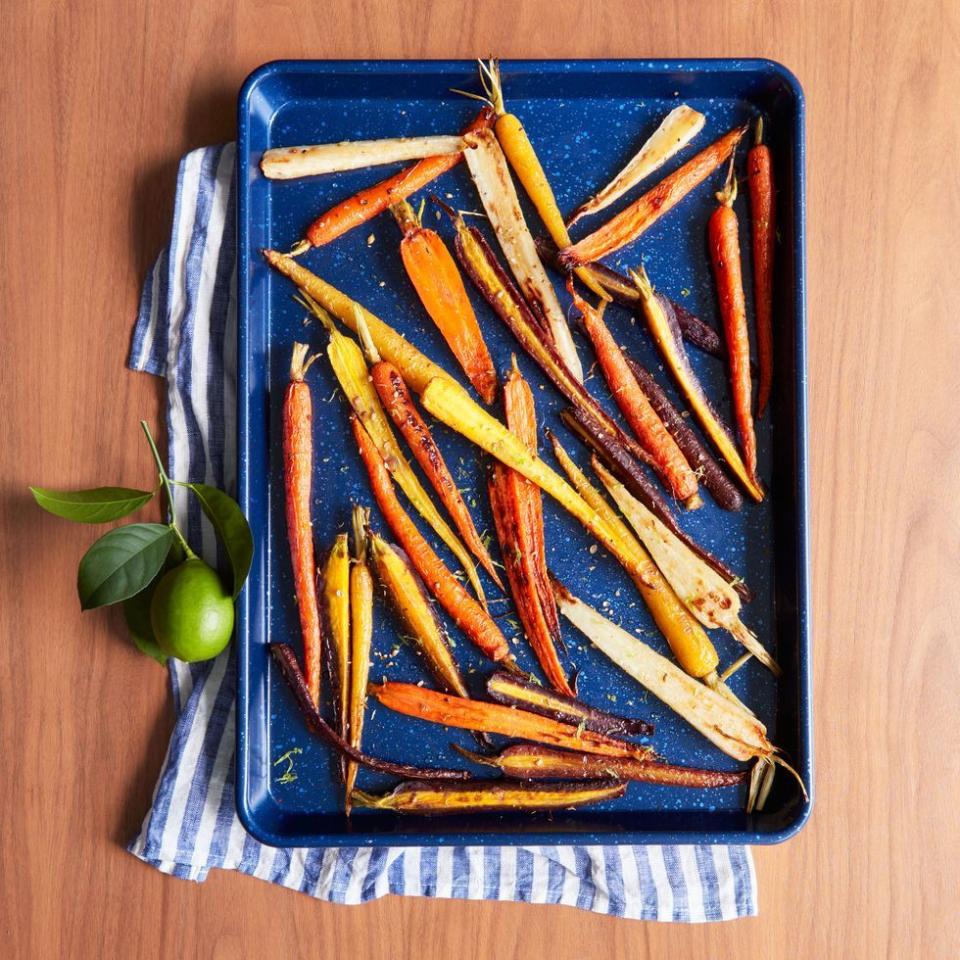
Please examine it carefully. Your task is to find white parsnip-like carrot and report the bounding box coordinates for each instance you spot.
[462,127,584,381]
[594,460,780,676]
[568,105,705,224]
[555,584,805,811]
[261,135,467,180]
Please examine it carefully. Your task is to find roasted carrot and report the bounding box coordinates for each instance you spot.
[558,404,676,532]
[490,467,573,697]
[748,117,775,417]
[301,108,493,249]
[369,681,655,761]
[536,237,729,362]
[344,507,374,814]
[546,432,734,691]
[558,124,748,268]
[486,670,653,737]
[419,376,747,698]
[569,280,701,507]
[462,126,584,380]
[262,250,455,394]
[270,644,468,781]
[709,159,758,483]
[456,744,745,789]
[261,135,466,181]
[390,198,497,403]
[568,103,706,225]
[456,59,609,301]
[351,414,513,665]
[631,266,764,502]
[419,377,660,590]
[558,403,751,600]
[320,533,351,768]
[593,460,779,676]
[369,531,469,698]
[624,357,744,512]
[352,778,626,814]
[554,586,806,811]
[301,294,486,603]
[502,358,562,649]
[365,342,502,588]
[434,200,655,472]
[283,343,322,706]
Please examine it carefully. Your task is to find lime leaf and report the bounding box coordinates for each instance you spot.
[185,483,253,598]
[122,578,168,666]
[77,523,174,610]
[30,485,155,523]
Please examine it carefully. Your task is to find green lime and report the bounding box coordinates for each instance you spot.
[150,558,234,662]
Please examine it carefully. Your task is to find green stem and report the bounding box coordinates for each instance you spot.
[140,420,195,559]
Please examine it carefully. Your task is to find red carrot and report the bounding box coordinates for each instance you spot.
[748,118,775,417]
[708,160,758,482]
[282,344,323,706]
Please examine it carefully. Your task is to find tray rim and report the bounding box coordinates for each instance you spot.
[235,56,812,848]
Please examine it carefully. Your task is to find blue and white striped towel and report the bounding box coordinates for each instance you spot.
[126,144,757,920]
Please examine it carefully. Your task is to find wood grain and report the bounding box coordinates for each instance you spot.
[3,1,959,957]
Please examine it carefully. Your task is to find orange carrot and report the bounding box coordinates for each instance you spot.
[390,198,497,403]
[709,160,758,482]
[490,467,573,697]
[748,118,775,417]
[558,124,748,268]
[369,358,503,589]
[283,344,322,706]
[302,108,493,249]
[502,359,560,640]
[370,682,655,760]
[569,281,701,508]
[351,413,512,664]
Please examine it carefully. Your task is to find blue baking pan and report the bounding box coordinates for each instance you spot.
[236,59,811,847]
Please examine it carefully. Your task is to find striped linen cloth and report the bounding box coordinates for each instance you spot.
[125,143,757,920]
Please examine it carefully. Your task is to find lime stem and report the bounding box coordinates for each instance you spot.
[140,420,196,559]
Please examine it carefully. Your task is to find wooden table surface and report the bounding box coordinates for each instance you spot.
[3,1,959,956]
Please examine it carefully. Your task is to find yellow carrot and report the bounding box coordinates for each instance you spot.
[262,250,453,395]
[344,507,374,814]
[321,533,351,754]
[460,59,610,302]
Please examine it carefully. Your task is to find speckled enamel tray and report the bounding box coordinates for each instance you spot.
[236,59,811,847]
